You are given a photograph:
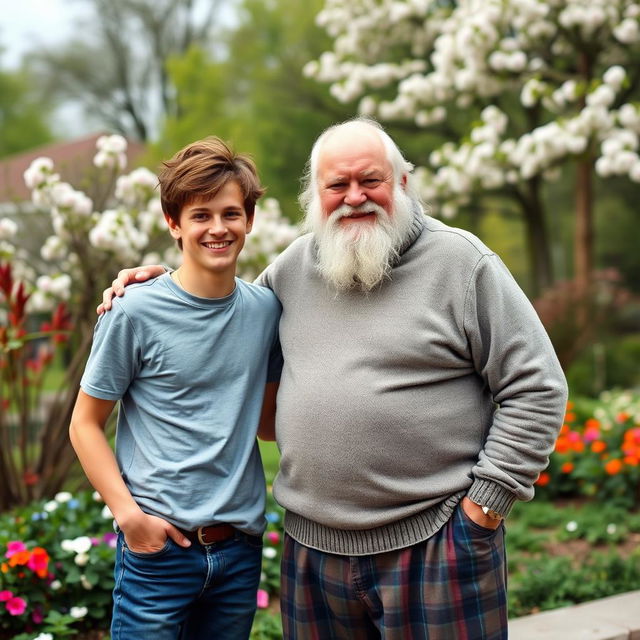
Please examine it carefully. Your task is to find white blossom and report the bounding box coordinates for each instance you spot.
[70,605,89,619]
[0,218,18,240]
[61,535,93,555]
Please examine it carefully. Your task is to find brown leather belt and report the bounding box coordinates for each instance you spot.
[179,523,236,545]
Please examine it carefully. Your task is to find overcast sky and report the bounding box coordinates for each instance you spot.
[2,0,87,68]
[3,1,101,136]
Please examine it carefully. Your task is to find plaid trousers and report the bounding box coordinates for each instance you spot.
[280,503,507,640]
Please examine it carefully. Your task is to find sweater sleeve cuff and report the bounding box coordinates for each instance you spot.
[466,479,517,518]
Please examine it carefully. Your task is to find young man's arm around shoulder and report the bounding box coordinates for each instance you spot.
[69,390,190,552]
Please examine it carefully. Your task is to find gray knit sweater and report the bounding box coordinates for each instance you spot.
[258,209,567,555]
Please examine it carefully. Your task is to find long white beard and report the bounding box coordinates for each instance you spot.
[306,186,415,291]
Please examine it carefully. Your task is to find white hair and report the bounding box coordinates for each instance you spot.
[299,117,418,213]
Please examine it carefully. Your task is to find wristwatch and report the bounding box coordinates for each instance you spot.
[481,506,503,521]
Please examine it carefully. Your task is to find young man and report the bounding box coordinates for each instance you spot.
[69,137,281,640]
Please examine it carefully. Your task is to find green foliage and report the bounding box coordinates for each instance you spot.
[509,551,640,618]
[566,334,640,397]
[250,609,283,640]
[508,498,640,617]
[0,64,53,158]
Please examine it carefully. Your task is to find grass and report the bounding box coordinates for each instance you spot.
[259,440,280,484]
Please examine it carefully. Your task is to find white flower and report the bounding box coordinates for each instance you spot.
[50,580,62,591]
[0,218,18,240]
[603,66,626,90]
[613,19,640,44]
[55,491,73,503]
[44,500,58,512]
[70,605,88,618]
[75,552,90,566]
[33,634,54,640]
[62,535,92,555]
[92,491,104,502]
[102,504,114,519]
[23,157,55,190]
[80,574,94,590]
[262,547,277,559]
[606,523,617,535]
[566,520,578,532]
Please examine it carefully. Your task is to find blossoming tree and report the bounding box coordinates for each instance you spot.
[306,0,640,295]
[0,135,298,508]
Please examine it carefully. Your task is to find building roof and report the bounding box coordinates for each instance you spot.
[0,133,147,203]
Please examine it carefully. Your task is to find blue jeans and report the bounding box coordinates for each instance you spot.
[111,530,263,640]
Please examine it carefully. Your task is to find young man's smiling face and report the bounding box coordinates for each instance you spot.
[164,180,252,290]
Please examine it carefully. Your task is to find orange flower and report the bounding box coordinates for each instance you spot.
[0,563,7,573]
[570,440,585,453]
[591,440,607,454]
[565,411,576,423]
[566,401,574,410]
[584,418,601,430]
[604,459,623,475]
[561,462,574,473]
[559,423,569,435]
[555,437,570,454]
[616,412,630,423]
[623,456,639,467]
[8,551,30,567]
[536,472,551,486]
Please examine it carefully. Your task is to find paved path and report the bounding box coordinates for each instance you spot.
[509,590,640,639]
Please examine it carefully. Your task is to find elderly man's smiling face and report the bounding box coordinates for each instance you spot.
[306,123,415,292]
[317,128,396,226]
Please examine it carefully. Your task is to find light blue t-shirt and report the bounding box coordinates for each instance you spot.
[80,273,282,535]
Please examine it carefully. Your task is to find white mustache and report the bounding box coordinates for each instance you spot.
[329,202,388,222]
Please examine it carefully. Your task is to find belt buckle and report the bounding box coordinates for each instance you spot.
[197,526,211,545]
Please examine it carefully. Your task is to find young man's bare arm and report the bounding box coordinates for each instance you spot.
[257,382,278,441]
[69,390,190,550]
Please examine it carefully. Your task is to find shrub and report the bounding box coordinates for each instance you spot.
[0,489,284,638]
[535,390,640,507]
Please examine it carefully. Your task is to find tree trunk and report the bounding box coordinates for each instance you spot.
[574,156,594,291]
[517,177,554,297]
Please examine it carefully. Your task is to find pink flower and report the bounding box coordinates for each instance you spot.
[0,590,13,602]
[32,606,44,624]
[5,541,27,558]
[266,531,280,545]
[256,589,270,609]
[6,596,27,616]
[583,427,600,443]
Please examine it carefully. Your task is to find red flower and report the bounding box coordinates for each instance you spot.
[40,302,73,344]
[536,472,551,486]
[27,547,49,578]
[0,263,13,298]
[8,282,30,327]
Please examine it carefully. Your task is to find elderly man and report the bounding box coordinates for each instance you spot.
[102,118,567,640]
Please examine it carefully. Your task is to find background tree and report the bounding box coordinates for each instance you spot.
[306,0,640,296]
[29,0,225,141]
[0,52,53,158]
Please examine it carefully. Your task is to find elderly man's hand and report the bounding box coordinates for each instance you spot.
[97,265,167,314]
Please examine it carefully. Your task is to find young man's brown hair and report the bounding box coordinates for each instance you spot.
[159,137,265,248]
